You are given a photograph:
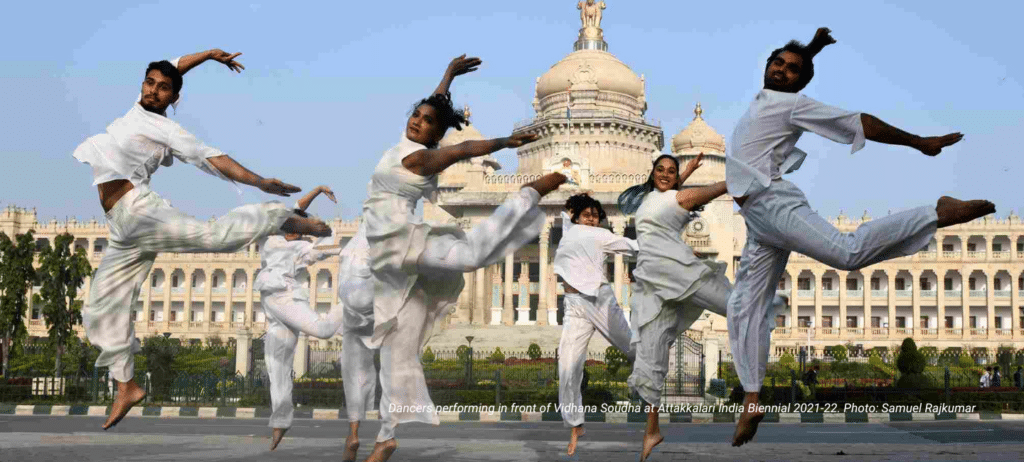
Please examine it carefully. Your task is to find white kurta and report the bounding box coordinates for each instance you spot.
[256,235,343,429]
[627,190,750,407]
[553,212,637,427]
[361,135,547,442]
[725,90,937,392]
[76,83,294,382]
[338,223,378,423]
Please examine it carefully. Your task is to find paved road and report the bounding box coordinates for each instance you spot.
[2,416,1023,461]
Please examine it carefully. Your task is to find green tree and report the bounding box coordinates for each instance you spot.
[527,343,542,360]
[32,233,92,379]
[827,345,848,362]
[895,337,929,389]
[604,346,629,376]
[0,231,37,378]
[489,347,506,364]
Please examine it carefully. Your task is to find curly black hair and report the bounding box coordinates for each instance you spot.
[765,40,816,92]
[410,91,468,142]
[564,193,607,224]
[145,60,183,94]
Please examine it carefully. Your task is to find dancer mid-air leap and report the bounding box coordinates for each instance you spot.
[73,48,331,430]
[726,28,996,447]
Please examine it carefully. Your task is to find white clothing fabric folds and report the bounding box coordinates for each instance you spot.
[726,90,865,199]
[338,223,378,423]
[553,212,637,426]
[727,180,936,391]
[361,136,547,442]
[725,90,936,393]
[83,185,292,382]
[257,235,344,429]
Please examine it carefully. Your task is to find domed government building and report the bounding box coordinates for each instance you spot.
[6,2,1023,372]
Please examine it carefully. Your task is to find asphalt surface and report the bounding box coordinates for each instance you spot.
[1,416,1023,461]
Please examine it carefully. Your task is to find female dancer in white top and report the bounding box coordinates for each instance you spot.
[359,54,567,462]
[619,153,785,461]
[553,193,638,456]
[254,186,346,450]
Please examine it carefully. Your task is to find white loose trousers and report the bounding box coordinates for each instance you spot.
[262,289,347,429]
[558,284,634,427]
[375,188,544,443]
[728,179,936,391]
[84,186,292,382]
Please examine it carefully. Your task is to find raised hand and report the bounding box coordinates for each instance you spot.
[684,152,705,174]
[811,27,837,47]
[318,186,337,203]
[503,133,539,148]
[209,49,245,73]
[446,54,482,78]
[915,132,964,156]
[258,178,301,196]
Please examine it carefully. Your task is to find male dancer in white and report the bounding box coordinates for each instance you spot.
[255,185,347,450]
[553,193,637,456]
[726,28,996,446]
[73,49,331,430]
[360,54,566,462]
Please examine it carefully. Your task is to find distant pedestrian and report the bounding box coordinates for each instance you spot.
[992,366,1001,387]
[980,367,991,388]
[1013,366,1022,388]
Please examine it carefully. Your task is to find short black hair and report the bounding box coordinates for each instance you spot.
[766,40,815,92]
[410,92,467,142]
[145,60,183,95]
[564,193,607,224]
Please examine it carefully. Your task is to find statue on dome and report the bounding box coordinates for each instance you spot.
[560,158,582,186]
[463,104,472,124]
[578,0,606,29]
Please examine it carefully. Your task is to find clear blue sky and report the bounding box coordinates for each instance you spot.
[2,0,1021,223]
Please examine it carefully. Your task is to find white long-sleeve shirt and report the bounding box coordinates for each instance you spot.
[553,211,638,297]
[72,57,233,187]
[254,235,341,295]
[726,89,866,198]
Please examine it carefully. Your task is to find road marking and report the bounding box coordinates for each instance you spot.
[810,429,994,434]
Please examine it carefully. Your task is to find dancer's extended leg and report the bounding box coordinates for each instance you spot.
[264,317,298,450]
[558,297,596,455]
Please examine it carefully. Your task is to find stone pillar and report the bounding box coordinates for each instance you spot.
[87,237,95,260]
[612,219,626,304]
[937,267,947,340]
[622,273,632,326]
[490,268,503,326]
[537,222,551,326]
[474,267,487,325]
[162,268,172,326]
[911,270,921,339]
[503,254,515,326]
[225,270,235,325]
[204,267,214,331]
[838,272,848,340]
[1012,277,1020,339]
[987,271,996,339]
[516,262,531,325]
[961,266,970,339]
[790,274,799,329]
[813,270,823,339]
[548,269,558,326]
[184,268,195,329]
[244,270,255,326]
[887,272,897,340]
[235,329,252,376]
[293,334,309,377]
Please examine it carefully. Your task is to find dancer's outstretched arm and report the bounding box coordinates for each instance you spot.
[861,115,964,156]
[176,49,245,75]
[677,181,727,211]
[207,156,301,197]
[403,132,539,176]
[677,152,704,186]
[432,54,481,96]
[296,186,337,211]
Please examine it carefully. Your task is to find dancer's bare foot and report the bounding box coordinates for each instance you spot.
[639,406,663,462]
[361,439,397,462]
[732,392,764,447]
[102,379,146,430]
[282,216,332,237]
[567,425,585,456]
[522,172,568,197]
[936,196,996,228]
[270,427,288,451]
[343,434,360,461]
